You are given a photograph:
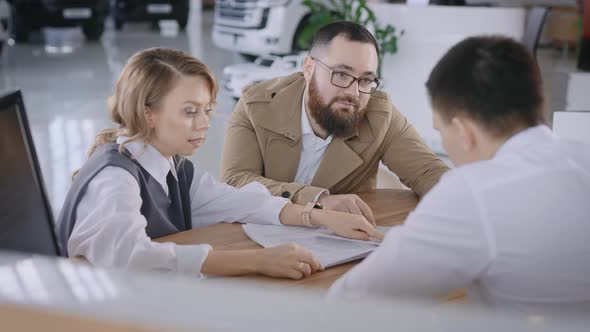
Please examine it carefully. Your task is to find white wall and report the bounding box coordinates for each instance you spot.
[553,111,590,144]
[370,4,525,154]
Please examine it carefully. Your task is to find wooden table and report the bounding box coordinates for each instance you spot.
[156,189,466,302]
[156,190,415,287]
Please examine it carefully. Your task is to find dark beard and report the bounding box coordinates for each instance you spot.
[306,76,366,137]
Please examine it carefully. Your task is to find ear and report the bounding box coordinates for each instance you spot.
[451,116,477,152]
[303,56,315,82]
[144,107,156,129]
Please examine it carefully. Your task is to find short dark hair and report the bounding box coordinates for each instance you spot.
[310,21,379,58]
[426,35,545,137]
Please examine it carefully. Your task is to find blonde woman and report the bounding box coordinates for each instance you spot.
[57,48,381,279]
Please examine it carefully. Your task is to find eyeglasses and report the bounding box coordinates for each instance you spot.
[310,57,380,94]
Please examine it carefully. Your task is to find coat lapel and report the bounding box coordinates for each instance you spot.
[311,135,364,189]
[253,73,389,188]
[256,74,305,141]
[254,75,306,182]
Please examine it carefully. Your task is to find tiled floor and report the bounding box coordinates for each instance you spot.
[0,8,578,216]
[1,9,242,215]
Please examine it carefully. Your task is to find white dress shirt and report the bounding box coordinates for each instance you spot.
[329,126,590,316]
[69,137,289,275]
[294,95,334,185]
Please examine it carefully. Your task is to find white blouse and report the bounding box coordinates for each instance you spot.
[68,136,289,275]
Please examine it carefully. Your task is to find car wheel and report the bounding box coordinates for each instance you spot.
[177,5,189,31]
[177,16,188,31]
[113,16,124,31]
[11,7,30,43]
[82,19,105,41]
[179,0,189,30]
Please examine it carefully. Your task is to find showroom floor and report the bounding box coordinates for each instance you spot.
[0,8,578,216]
[0,9,241,214]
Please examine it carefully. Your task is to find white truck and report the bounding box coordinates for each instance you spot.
[212,0,313,57]
[221,52,305,98]
[211,0,564,57]
[210,0,448,57]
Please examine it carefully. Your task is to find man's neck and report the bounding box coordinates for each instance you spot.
[304,87,329,140]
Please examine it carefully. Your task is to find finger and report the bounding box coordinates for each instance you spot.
[296,262,312,277]
[347,199,364,217]
[354,198,376,226]
[353,217,376,234]
[345,229,370,241]
[287,269,304,280]
[297,248,324,272]
[372,231,385,241]
[355,219,383,240]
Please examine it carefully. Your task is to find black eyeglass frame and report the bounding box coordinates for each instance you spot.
[310,56,380,94]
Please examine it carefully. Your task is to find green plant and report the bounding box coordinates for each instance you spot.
[296,0,403,78]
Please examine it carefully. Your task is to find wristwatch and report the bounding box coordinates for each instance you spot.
[301,201,324,228]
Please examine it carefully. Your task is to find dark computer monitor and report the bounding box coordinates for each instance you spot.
[0,90,61,256]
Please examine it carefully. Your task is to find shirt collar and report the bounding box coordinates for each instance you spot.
[494,125,554,159]
[116,136,177,187]
[301,93,334,143]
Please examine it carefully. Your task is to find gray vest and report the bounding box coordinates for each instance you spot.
[57,143,194,257]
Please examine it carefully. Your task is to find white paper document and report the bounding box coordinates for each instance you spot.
[242,224,392,268]
[314,226,391,246]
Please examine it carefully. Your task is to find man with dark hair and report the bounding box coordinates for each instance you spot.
[221,21,448,223]
[329,36,590,315]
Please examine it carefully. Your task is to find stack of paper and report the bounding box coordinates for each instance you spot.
[242,224,391,268]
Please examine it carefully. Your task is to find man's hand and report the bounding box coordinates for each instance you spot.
[317,194,376,225]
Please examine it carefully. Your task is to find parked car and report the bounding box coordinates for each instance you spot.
[0,0,10,54]
[222,52,305,99]
[9,0,110,42]
[111,0,190,31]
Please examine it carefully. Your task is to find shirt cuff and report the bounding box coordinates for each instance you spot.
[174,244,212,277]
[241,181,290,225]
[292,185,329,205]
[312,190,330,203]
[258,195,290,225]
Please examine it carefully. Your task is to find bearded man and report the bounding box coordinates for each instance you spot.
[221,21,448,222]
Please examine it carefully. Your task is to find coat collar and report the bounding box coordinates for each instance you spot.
[255,74,306,142]
[253,73,386,144]
[247,73,392,188]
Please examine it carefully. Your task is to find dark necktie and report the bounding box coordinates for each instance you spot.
[166,171,186,231]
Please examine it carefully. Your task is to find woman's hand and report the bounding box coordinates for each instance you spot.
[254,243,323,279]
[279,203,384,242]
[313,209,384,241]
[202,244,322,279]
